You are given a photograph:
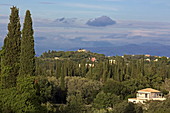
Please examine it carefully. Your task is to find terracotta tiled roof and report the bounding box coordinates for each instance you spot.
[137,88,160,93]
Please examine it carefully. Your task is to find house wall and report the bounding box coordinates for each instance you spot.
[128,98,145,104]
[137,92,163,99]
[150,92,157,98]
[137,92,150,99]
[150,92,163,98]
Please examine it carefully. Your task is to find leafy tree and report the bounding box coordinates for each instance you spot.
[15,76,45,112]
[60,64,66,91]
[162,78,170,95]
[146,98,170,113]
[0,76,46,113]
[48,76,67,104]
[93,91,120,110]
[81,80,103,104]
[113,101,141,113]
[103,79,128,99]
[0,87,16,112]
[35,76,52,103]
[66,93,84,113]
[19,10,35,77]
[1,6,21,88]
[66,77,103,104]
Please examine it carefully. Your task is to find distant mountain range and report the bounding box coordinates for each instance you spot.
[84,44,170,57]
[35,43,170,57]
[54,17,79,25]
[51,16,116,27]
[86,16,116,27]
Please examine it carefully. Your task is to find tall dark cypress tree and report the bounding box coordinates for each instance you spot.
[60,64,66,91]
[19,10,35,77]
[1,6,21,88]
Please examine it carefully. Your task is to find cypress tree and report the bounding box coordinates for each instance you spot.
[1,6,21,88]
[19,10,35,77]
[60,64,66,91]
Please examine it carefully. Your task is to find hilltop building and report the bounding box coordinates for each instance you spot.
[54,57,59,60]
[85,63,95,67]
[91,57,96,62]
[145,58,151,62]
[145,54,151,57]
[128,88,166,104]
[77,49,87,52]
[154,59,158,62]
[109,59,116,64]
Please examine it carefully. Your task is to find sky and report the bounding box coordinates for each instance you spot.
[0,0,170,22]
[1,0,170,56]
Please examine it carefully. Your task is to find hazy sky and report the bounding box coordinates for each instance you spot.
[0,0,170,22]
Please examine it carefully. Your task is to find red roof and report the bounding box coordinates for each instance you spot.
[137,88,160,93]
[91,57,96,62]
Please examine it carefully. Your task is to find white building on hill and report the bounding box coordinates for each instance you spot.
[77,49,87,52]
[128,88,166,104]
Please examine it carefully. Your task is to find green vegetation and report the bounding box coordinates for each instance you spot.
[0,7,45,113]
[145,98,170,113]
[41,50,105,61]
[1,6,21,88]
[1,7,170,113]
[20,10,35,77]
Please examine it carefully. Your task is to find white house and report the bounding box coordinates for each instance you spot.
[154,59,158,62]
[54,57,59,60]
[145,58,151,62]
[128,88,166,104]
[77,49,87,52]
[109,59,116,64]
[85,63,95,67]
